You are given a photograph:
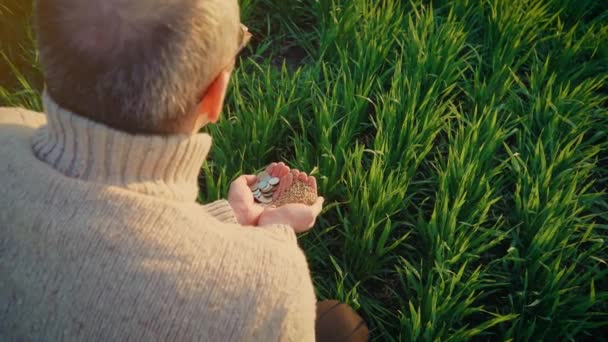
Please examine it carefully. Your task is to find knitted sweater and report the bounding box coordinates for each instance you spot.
[0,93,317,341]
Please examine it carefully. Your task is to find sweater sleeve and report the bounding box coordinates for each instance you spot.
[196,200,300,243]
[201,199,239,224]
[200,201,303,242]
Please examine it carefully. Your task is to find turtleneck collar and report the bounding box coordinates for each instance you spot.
[31,92,212,202]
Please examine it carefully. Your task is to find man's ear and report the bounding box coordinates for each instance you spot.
[195,69,232,125]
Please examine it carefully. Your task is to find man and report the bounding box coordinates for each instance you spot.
[0,0,368,341]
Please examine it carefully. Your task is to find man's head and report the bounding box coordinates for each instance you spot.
[36,0,243,135]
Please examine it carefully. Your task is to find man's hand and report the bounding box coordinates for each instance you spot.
[228,163,324,232]
[227,174,264,226]
[227,163,291,226]
[258,197,325,233]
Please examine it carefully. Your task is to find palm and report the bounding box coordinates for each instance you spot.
[227,175,264,225]
[229,179,255,205]
[227,163,290,225]
[259,200,324,233]
[227,163,324,231]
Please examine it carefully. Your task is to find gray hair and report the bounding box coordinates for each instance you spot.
[36,0,240,134]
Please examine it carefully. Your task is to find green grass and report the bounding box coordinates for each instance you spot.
[2,0,607,340]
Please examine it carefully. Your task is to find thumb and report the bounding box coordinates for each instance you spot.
[236,174,258,186]
[311,197,325,216]
[250,203,265,222]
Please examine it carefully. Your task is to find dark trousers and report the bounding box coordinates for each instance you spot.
[316,300,369,342]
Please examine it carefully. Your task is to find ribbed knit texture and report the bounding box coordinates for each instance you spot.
[0,100,317,341]
[31,93,213,202]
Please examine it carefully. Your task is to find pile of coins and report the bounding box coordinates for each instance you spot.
[251,171,280,205]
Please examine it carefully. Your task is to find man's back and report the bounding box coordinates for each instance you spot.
[0,107,316,341]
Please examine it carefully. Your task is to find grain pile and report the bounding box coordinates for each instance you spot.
[273,180,317,207]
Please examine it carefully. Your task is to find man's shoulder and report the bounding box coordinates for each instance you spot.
[0,107,45,156]
[0,106,47,127]
[0,107,46,154]
[0,107,50,192]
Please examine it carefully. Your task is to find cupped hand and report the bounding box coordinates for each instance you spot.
[227,174,264,226]
[257,197,325,233]
[227,163,291,226]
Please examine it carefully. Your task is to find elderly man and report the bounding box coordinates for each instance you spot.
[0,0,369,341]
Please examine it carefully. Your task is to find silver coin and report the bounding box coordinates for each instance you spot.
[257,195,273,204]
[258,179,269,189]
[253,189,262,197]
[250,184,259,192]
[268,177,280,186]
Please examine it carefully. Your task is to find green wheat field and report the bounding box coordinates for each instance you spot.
[2,1,607,340]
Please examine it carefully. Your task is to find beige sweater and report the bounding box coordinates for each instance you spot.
[0,93,317,341]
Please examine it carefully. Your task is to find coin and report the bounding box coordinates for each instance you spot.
[258,179,269,189]
[268,177,280,186]
[257,195,273,204]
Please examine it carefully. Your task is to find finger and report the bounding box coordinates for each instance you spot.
[307,175,317,193]
[236,174,258,186]
[288,170,297,185]
[274,172,293,200]
[282,172,295,198]
[291,169,300,180]
[276,162,290,177]
[271,163,285,177]
[272,164,284,177]
[265,163,277,176]
[273,177,284,201]
[298,171,308,183]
